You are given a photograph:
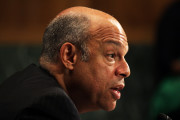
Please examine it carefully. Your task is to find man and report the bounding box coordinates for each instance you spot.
[0,6,130,120]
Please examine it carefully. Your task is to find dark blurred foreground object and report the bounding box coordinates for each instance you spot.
[150,77,180,120]
[157,113,172,120]
[156,0,180,84]
[150,1,180,120]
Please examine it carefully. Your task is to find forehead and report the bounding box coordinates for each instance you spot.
[89,18,128,49]
[108,19,126,38]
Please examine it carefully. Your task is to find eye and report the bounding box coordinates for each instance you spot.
[108,53,115,58]
[106,53,116,62]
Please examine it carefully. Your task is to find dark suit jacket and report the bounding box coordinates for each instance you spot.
[0,64,80,120]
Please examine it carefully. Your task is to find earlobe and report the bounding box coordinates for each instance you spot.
[60,42,77,70]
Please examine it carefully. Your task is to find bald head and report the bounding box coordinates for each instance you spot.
[57,6,110,17]
[40,6,126,63]
[57,7,123,31]
[39,7,129,113]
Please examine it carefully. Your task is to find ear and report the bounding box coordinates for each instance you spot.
[60,42,77,70]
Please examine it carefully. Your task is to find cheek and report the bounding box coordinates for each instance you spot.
[93,65,117,111]
[90,61,115,92]
[95,62,115,81]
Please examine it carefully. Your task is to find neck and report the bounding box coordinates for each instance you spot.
[39,57,68,94]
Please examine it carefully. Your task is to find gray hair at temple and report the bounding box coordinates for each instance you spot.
[40,14,90,63]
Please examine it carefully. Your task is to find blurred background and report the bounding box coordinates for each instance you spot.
[0,0,180,120]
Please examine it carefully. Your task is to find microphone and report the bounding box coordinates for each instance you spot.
[157,113,172,120]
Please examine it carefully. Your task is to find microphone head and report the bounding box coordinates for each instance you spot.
[157,113,172,120]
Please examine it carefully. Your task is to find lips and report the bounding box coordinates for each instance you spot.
[110,85,124,100]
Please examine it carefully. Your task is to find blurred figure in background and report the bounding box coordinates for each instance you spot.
[150,1,180,120]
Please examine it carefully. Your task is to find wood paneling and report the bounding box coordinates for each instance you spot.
[0,0,174,44]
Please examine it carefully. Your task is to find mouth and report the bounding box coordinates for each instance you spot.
[110,85,124,100]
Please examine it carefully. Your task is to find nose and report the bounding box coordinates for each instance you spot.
[115,58,130,78]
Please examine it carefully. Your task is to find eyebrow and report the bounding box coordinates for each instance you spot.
[104,40,129,52]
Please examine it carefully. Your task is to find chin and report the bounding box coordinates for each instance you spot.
[106,106,116,111]
[102,102,116,111]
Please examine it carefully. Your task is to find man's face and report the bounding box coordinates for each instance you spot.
[68,19,130,113]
